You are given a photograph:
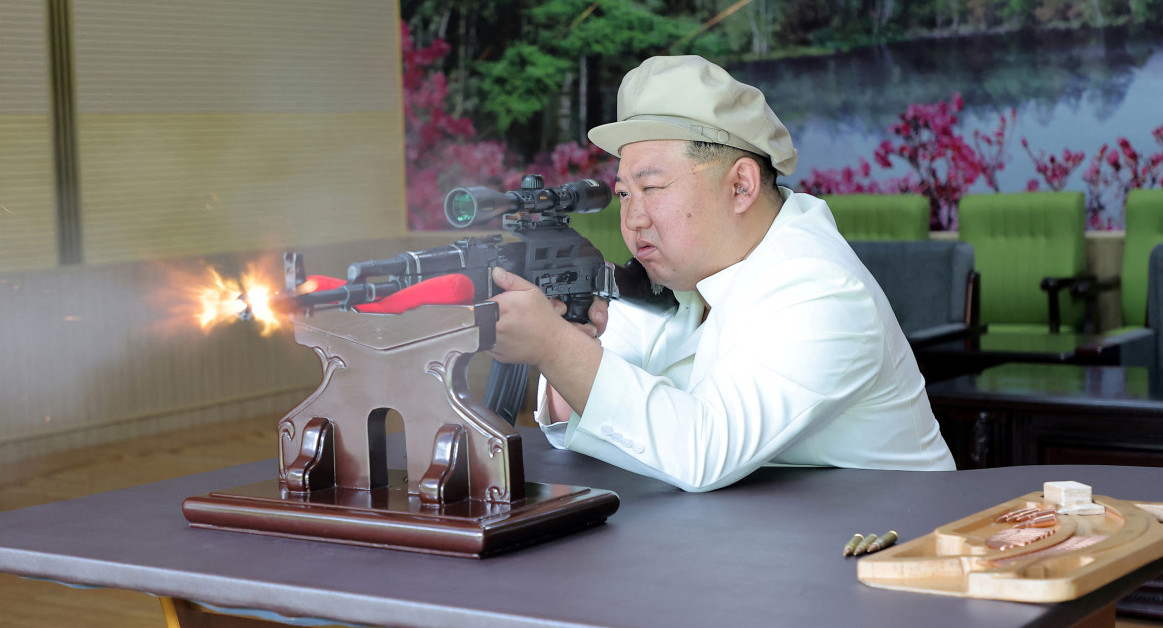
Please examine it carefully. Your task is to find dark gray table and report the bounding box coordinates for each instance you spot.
[927,363,1163,469]
[915,330,1125,383]
[1,428,1161,627]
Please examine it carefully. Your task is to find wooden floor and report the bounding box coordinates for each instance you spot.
[2,413,1163,628]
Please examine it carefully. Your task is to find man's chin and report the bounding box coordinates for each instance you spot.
[640,268,688,293]
[636,260,664,286]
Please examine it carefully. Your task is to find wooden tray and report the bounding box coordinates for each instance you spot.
[857,492,1163,602]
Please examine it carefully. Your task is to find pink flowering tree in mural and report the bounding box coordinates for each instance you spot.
[974,110,1016,192]
[803,94,1016,229]
[1082,128,1163,229]
[799,94,1004,229]
[401,24,523,229]
[1021,138,1086,192]
[797,94,1161,230]
[800,158,895,196]
[872,94,996,230]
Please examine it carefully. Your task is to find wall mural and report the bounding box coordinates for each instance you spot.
[400,1,1163,230]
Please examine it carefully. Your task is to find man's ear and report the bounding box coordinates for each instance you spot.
[729,157,762,214]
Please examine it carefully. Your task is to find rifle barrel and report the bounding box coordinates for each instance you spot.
[265,279,405,312]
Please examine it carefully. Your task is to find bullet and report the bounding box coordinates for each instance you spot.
[843,533,864,557]
[996,507,1039,522]
[853,533,878,556]
[1011,509,1053,523]
[866,530,899,553]
[1016,512,1058,528]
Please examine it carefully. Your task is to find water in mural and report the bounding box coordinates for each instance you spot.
[731,25,1163,229]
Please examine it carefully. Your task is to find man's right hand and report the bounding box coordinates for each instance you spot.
[572,297,609,340]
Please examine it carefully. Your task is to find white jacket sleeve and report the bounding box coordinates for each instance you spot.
[534,296,669,449]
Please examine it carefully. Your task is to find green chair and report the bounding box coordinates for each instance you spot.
[1119,190,1163,329]
[958,191,1090,334]
[569,198,631,264]
[1086,190,1163,367]
[1092,244,1163,369]
[822,194,930,241]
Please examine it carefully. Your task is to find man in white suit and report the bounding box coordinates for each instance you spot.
[488,55,955,492]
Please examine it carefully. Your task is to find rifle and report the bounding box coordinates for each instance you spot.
[246,175,620,424]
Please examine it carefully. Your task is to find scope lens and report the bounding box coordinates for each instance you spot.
[446,191,476,227]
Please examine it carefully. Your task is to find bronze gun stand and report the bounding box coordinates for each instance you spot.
[183,303,619,558]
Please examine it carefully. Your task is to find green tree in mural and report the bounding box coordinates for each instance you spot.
[477,44,573,137]
[473,0,729,154]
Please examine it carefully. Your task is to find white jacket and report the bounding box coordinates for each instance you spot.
[537,188,955,491]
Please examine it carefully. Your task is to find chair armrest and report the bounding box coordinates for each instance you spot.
[1069,276,1120,298]
[1083,327,1156,367]
[1071,276,1120,334]
[964,271,981,329]
[906,323,972,348]
[1096,327,1154,345]
[1039,274,1096,333]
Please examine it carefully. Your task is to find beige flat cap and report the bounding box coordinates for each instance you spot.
[588,55,798,176]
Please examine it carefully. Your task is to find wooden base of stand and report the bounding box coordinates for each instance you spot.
[183,471,620,558]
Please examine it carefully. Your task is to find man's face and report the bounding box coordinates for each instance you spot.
[615,140,734,292]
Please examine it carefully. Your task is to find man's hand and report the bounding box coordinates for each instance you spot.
[488,267,572,366]
[586,297,609,338]
[489,266,604,416]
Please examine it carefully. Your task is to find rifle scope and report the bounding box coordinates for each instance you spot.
[444,176,611,229]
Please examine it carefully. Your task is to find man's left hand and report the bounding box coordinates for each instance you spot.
[488,267,574,366]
